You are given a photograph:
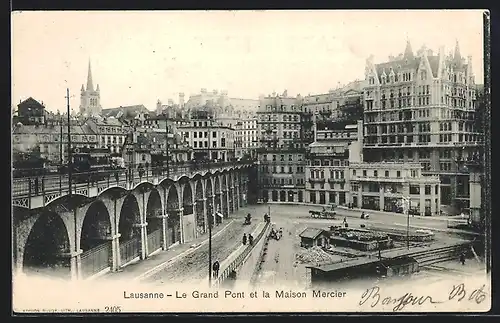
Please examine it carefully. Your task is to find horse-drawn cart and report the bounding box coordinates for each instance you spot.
[309,208,336,219]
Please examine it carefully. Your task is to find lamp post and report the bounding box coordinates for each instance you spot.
[59,111,63,192]
[66,89,73,197]
[401,195,410,250]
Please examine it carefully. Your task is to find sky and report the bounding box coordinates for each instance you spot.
[11,10,486,113]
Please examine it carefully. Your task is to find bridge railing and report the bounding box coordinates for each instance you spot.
[12,160,255,199]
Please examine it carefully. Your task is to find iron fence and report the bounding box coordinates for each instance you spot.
[147,229,163,255]
[80,242,111,279]
[214,221,270,287]
[119,237,141,265]
[12,160,255,199]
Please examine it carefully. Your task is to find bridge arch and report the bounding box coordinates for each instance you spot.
[45,193,89,208]
[166,184,181,245]
[117,194,142,265]
[214,174,222,221]
[194,178,205,235]
[204,177,214,226]
[145,188,163,254]
[221,172,228,218]
[181,178,195,241]
[79,200,113,278]
[23,210,72,278]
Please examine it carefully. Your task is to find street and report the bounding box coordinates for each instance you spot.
[249,204,481,289]
[143,213,260,285]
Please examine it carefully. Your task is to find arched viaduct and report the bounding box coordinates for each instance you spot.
[13,167,251,280]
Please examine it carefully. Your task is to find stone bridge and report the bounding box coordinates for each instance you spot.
[12,162,255,280]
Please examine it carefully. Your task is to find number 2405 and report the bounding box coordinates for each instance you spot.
[105,306,121,313]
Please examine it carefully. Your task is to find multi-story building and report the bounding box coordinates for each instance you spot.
[349,162,441,216]
[101,104,151,127]
[12,119,98,164]
[184,88,259,112]
[362,41,481,213]
[79,61,102,116]
[234,110,258,159]
[305,120,363,206]
[122,128,192,168]
[86,117,127,156]
[178,106,235,162]
[303,80,365,123]
[305,120,441,216]
[257,91,308,202]
[13,97,47,126]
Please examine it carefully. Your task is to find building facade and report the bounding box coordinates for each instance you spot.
[12,121,98,164]
[13,97,47,126]
[79,61,102,116]
[305,119,441,216]
[178,107,235,162]
[86,117,127,155]
[257,91,308,202]
[362,41,481,213]
[122,128,192,168]
[349,162,441,216]
[305,121,363,206]
[234,110,258,159]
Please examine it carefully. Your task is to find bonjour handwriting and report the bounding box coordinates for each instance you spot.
[359,283,487,312]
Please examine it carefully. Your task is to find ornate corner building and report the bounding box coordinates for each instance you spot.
[362,41,482,214]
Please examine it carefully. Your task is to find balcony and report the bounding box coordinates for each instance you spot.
[308,178,325,184]
[328,178,346,185]
[352,176,407,183]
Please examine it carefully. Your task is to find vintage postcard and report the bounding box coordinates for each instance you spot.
[11,9,491,313]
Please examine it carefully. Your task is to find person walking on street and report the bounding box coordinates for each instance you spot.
[212,260,220,278]
[248,234,254,245]
[242,233,247,245]
[460,252,466,266]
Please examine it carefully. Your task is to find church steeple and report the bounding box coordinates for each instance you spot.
[453,39,462,62]
[403,39,414,60]
[86,60,94,91]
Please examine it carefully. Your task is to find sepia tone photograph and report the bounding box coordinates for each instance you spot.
[11,9,490,313]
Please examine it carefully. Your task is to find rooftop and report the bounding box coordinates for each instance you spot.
[299,228,326,240]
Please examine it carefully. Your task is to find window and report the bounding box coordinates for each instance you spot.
[410,185,420,195]
[352,170,356,176]
[363,170,367,177]
[385,171,389,177]
[374,170,378,177]
[425,185,431,195]
[396,171,401,178]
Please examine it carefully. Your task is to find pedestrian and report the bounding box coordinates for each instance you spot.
[343,217,347,223]
[460,252,466,266]
[248,234,254,245]
[212,260,220,278]
[242,233,247,245]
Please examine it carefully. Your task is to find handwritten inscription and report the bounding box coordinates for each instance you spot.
[448,283,487,304]
[359,286,442,312]
[360,283,488,312]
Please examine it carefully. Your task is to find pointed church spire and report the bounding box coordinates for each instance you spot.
[403,39,414,59]
[453,39,462,62]
[86,60,94,91]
